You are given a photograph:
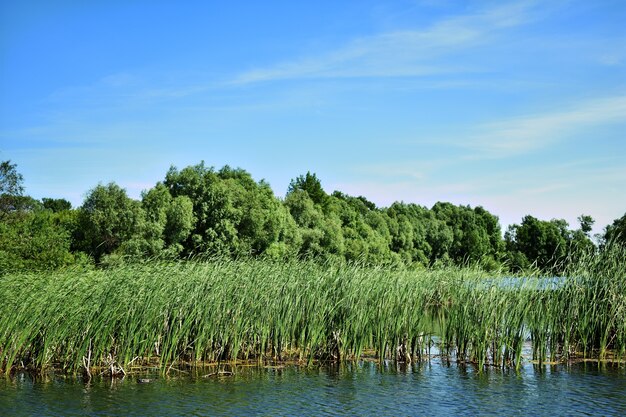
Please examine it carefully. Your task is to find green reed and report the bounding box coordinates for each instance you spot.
[0,245,624,375]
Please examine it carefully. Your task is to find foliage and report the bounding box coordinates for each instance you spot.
[140,183,195,258]
[284,189,341,260]
[0,160,620,273]
[0,210,77,273]
[504,214,597,273]
[76,183,145,263]
[287,171,328,207]
[165,163,297,258]
[603,212,626,247]
[0,195,43,216]
[329,192,397,265]
[0,160,24,196]
[432,202,503,265]
[42,197,72,212]
[578,214,595,235]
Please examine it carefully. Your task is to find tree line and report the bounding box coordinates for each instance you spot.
[1,160,624,274]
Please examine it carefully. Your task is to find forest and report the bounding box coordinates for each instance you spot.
[1,159,625,274]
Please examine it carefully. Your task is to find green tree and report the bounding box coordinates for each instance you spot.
[139,183,196,258]
[165,162,297,258]
[329,192,396,265]
[603,212,626,247]
[385,202,457,266]
[287,172,328,207]
[284,189,343,261]
[578,214,595,236]
[567,214,596,263]
[0,206,80,273]
[1,160,27,216]
[431,202,502,266]
[505,215,570,273]
[0,162,82,272]
[42,197,72,213]
[0,160,24,196]
[164,162,233,255]
[76,183,146,263]
[164,195,195,250]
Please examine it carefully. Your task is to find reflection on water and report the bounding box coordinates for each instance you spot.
[1,360,625,416]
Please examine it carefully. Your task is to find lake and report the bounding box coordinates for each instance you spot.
[2,359,625,416]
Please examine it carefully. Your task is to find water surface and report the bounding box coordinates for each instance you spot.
[2,360,625,416]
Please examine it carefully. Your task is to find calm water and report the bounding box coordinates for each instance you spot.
[1,360,625,416]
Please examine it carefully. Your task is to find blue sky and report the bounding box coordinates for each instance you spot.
[1,0,625,235]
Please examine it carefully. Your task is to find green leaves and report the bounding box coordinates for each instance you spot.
[0,160,24,197]
[0,210,76,273]
[287,172,328,206]
[78,183,145,262]
[165,163,296,258]
[1,160,618,272]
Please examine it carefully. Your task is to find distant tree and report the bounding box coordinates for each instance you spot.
[287,172,328,207]
[385,203,416,264]
[138,183,196,258]
[219,167,289,256]
[164,195,195,250]
[1,160,26,215]
[284,189,343,261]
[0,162,82,272]
[42,197,72,213]
[329,192,396,264]
[165,162,297,258]
[384,202,457,266]
[567,214,596,263]
[0,210,76,273]
[603,212,626,247]
[577,214,595,236]
[0,160,24,196]
[505,215,570,273]
[0,195,42,215]
[76,183,145,263]
[431,202,502,266]
[164,163,230,254]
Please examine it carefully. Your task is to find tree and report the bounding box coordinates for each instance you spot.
[603,213,626,247]
[284,189,343,261]
[1,160,26,215]
[505,215,570,273]
[76,183,145,263]
[165,162,298,258]
[329,192,396,265]
[578,214,595,236]
[0,160,24,196]
[42,198,72,213]
[287,172,328,207]
[0,210,77,273]
[431,202,502,266]
[566,214,596,264]
[139,183,196,258]
[164,195,195,250]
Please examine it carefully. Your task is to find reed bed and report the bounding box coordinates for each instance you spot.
[0,246,624,375]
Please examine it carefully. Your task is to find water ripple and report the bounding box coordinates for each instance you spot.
[2,361,626,416]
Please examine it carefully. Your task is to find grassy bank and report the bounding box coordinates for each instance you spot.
[1,246,624,375]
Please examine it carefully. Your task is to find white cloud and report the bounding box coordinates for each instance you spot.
[232,1,538,84]
[461,95,626,158]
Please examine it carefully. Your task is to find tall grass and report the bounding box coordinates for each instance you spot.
[0,245,624,375]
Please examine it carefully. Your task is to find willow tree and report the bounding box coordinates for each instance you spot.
[164,162,299,258]
[76,183,145,263]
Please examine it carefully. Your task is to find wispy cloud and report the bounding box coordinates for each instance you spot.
[460,95,626,158]
[232,1,538,84]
